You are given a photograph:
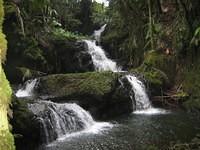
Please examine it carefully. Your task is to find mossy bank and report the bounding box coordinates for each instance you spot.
[0,0,15,149]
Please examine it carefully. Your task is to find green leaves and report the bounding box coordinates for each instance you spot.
[191,26,200,46]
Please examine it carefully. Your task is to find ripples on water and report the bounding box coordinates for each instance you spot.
[41,110,200,150]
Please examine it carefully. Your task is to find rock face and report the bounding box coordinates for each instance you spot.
[47,39,94,73]
[36,72,133,119]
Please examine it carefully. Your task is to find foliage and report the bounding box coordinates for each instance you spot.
[134,64,169,88]
[180,60,200,111]
[102,0,200,69]
[91,1,108,26]
[23,38,46,63]
[143,50,176,83]
[51,27,88,40]
[191,26,200,46]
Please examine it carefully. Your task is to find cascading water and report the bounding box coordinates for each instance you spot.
[28,101,112,144]
[16,79,37,97]
[126,75,151,110]
[126,75,169,114]
[94,24,107,43]
[84,24,168,115]
[83,40,121,72]
[15,77,112,144]
[84,24,121,72]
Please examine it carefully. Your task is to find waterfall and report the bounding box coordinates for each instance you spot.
[94,24,107,43]
[84,25,168,114]
[125,75,169,114]
[84,40,121,72]
[16,79,37,97]
[126,75,151,110]
[84,24,121,72]
[28,101,112,144]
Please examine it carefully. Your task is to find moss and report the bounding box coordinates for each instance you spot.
[0,130,15,150]
[143,50,176,83]
[0,0,7,62]
[0,32,7,62]
[0,66,12,104]
[0,0,15,149]
[39,71,118,97]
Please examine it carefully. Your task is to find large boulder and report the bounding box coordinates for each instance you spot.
[36,72,133,119]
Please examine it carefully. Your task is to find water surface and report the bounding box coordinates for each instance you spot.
[42,110,200,150]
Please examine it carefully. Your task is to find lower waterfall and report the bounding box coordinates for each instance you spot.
[125,75,169,114]
[28,101,112,144]
[126,75,151,110]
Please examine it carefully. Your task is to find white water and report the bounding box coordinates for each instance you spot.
[84,40,121,72]
[126,75,151,110]
[133,108,170,115]
[84,24,121,72]
[28,101,113,144]
[16,79,37,97]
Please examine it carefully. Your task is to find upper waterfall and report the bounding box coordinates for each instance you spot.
[94,24,107,43]
[84,24,121,72]
[84,40,121,72]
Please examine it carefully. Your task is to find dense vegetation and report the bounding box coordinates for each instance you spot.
[102,0,200,109]
[1,0,200,149]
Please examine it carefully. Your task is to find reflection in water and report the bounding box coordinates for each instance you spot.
[42,110,200,150]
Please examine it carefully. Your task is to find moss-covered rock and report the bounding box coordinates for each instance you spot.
[0,130,15,150]
[5,66,46,84]
[36,72,133,119]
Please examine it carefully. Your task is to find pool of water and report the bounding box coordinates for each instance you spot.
[40,110,200,150]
